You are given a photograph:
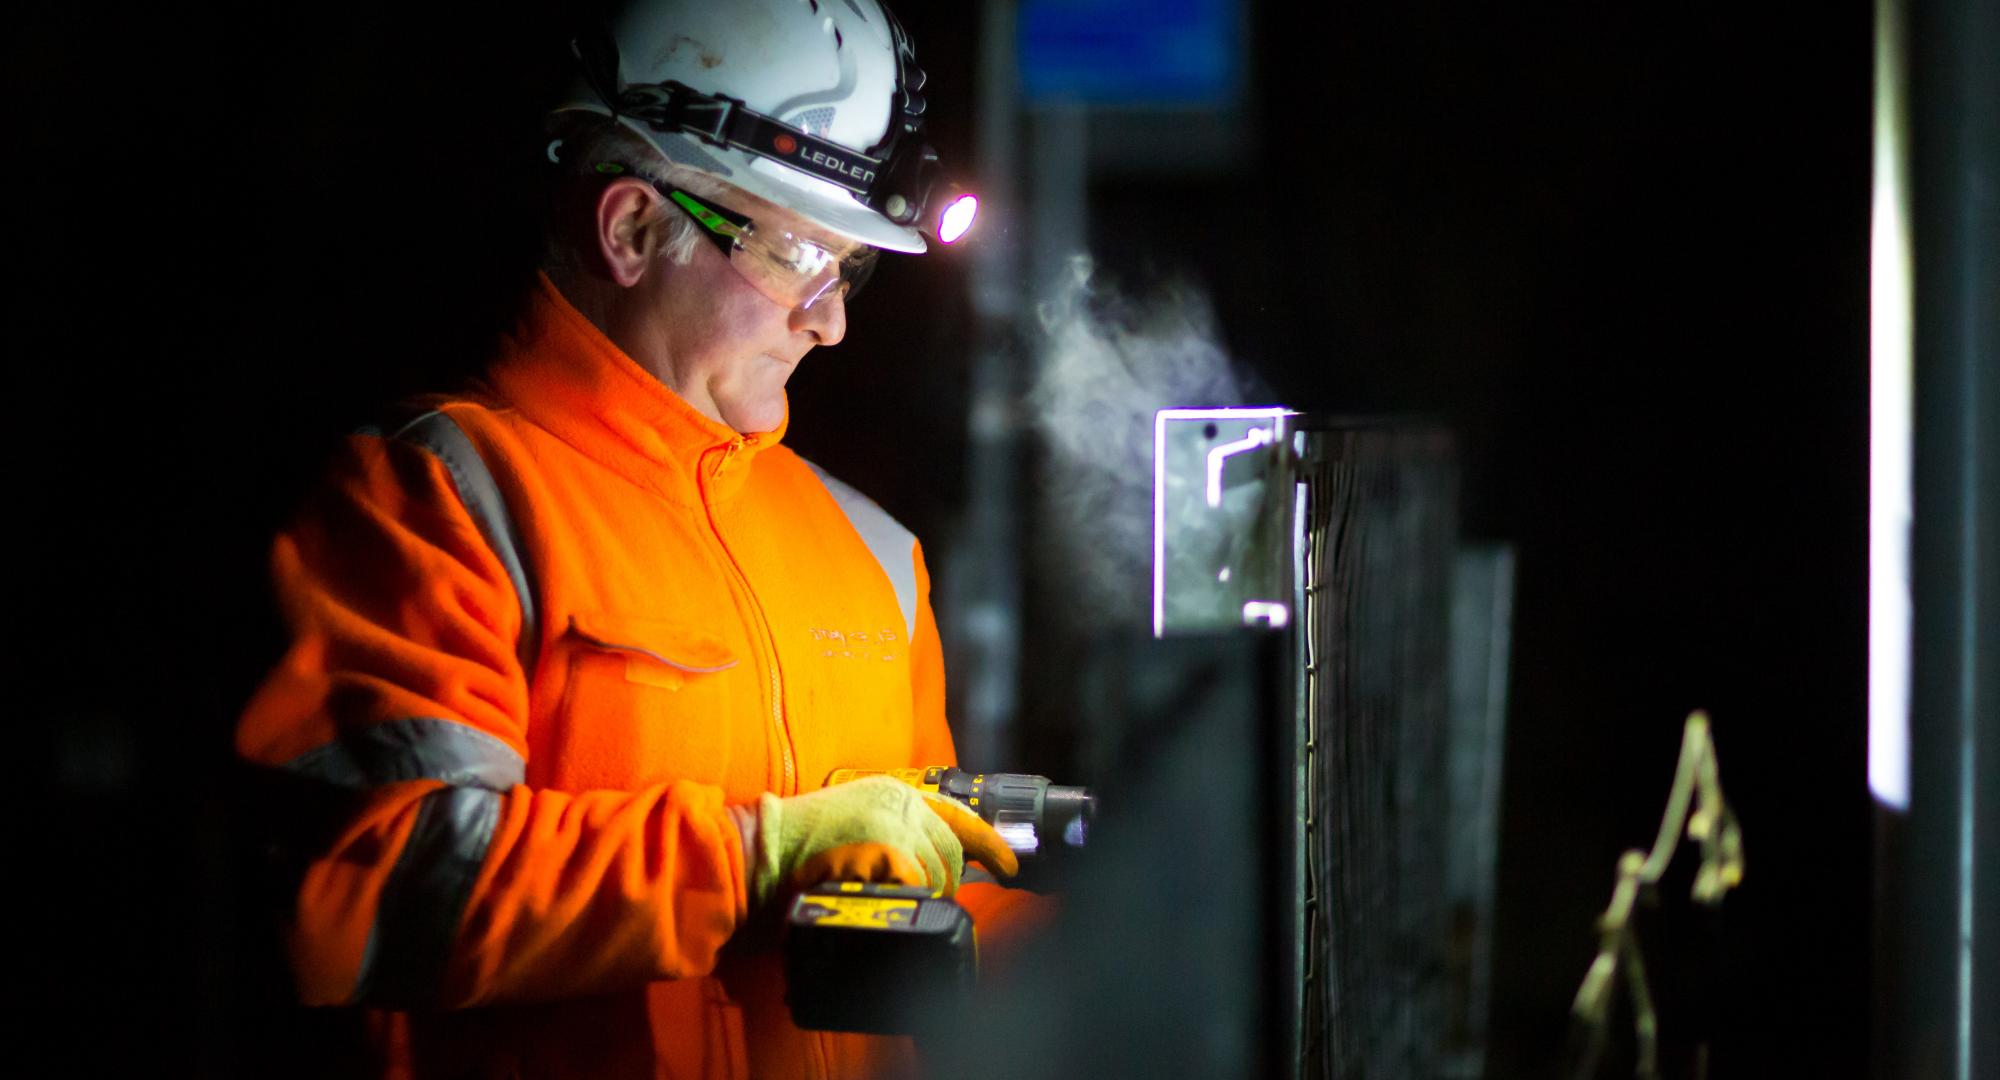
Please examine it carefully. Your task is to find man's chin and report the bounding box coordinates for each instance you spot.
[720,393,788,437]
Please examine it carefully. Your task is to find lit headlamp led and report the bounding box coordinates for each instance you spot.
[935,192,977,245]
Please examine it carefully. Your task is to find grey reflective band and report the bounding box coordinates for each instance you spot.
[804,461,919,638]
[286,716,527,792]
[388,411,541,678]
[352,785,502,1007]
[283,718,523,1005]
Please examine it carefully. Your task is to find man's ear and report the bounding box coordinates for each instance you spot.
[595,178,662,288]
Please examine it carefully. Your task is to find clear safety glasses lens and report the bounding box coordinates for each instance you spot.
[663,187,878,310]
[735,227,879,310]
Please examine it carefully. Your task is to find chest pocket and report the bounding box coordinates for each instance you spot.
[554,612,743,790]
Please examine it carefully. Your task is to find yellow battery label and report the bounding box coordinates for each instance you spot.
[798,895,921,929]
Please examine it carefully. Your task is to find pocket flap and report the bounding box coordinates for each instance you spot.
[567,612,738,674]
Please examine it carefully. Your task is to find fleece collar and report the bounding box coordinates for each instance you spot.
[488,273,789,506]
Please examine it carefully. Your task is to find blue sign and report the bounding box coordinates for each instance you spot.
[1018,0,1239,107]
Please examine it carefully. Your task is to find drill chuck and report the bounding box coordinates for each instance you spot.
[825,766,1093,855]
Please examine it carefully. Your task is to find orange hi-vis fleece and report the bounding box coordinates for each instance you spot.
[238,274,1041,1078]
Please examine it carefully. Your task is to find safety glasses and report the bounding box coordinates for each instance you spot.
[654,183,878,310]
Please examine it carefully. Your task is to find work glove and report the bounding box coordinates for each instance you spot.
[738,775,1019,910]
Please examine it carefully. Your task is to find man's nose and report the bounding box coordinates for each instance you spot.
[790,289,846,346]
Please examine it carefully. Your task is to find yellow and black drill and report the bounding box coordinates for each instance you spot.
[784,766,1092,1034]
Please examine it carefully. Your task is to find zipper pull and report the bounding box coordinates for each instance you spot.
[712,438,746,477]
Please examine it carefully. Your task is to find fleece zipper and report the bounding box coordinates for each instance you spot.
[703,438,797,796]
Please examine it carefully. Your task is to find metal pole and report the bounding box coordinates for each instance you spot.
[1874,0,1998,1073]
[1027,102,1089,302]
[947,0,1026,770]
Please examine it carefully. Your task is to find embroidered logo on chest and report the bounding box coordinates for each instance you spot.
[809,626,902,662]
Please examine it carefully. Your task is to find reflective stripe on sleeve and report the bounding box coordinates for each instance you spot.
[286,717,527,791]
[386,410,542,679]
[802,461,919,638]
[283,719,523,1006]
[352,784,502,1007]
[296,410,534,1006]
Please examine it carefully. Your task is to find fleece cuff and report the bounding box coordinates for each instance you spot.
[726,802,770,911]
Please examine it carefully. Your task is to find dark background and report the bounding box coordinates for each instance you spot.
[13,1,1870,1074]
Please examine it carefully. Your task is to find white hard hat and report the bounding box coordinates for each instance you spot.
[557,0,937,254]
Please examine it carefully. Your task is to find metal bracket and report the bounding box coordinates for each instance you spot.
[1208,425,1278,507]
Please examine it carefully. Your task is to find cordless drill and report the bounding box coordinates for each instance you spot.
[784,766,1091,1034]
[824,765,1094,856]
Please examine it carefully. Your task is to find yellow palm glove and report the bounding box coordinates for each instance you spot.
[745,776,1019,909]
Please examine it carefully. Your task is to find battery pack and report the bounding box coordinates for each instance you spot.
[783,882,977,1034]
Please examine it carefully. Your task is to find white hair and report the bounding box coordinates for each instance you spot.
[541,113,733,271]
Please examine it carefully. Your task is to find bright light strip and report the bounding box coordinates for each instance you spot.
[1868,0,1913,812]
[938,195,977,244]
[1153,408,1295,638]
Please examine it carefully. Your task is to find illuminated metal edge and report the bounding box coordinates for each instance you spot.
[1209,427,1278,507]
[1868,0,1914,813]
[1243,600,1290,627]
[1291,476,1311,1074]
[1152,407,1297,638]
[995,821,1039,854]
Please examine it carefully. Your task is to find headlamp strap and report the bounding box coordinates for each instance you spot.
[615,81,886,200]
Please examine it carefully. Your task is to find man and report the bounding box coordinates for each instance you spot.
[237,1,1042,1074]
